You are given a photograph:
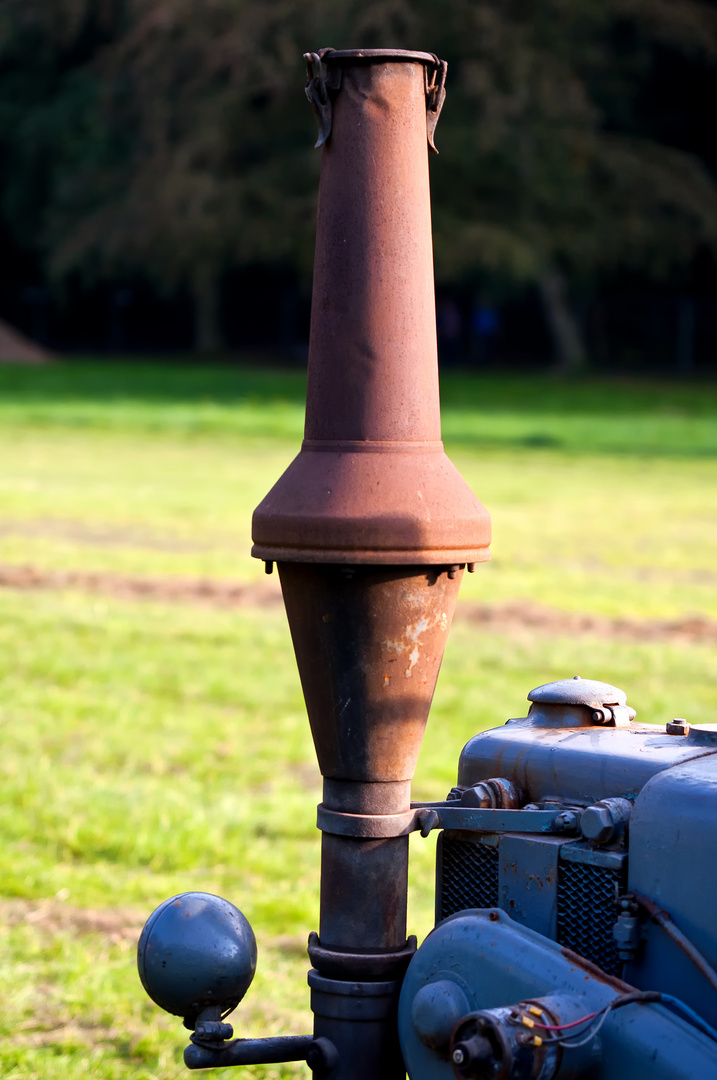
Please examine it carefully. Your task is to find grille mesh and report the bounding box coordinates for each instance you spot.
[557,860,625,976]
[439,836,499,919]
[438,835,626,977]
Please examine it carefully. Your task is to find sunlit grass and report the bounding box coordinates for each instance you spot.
[0,427,714,618]
[1,361,716,1077]
[2,589,716,1077]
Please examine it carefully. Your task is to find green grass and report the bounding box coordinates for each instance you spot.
[2,361,717,454]
[1,359,716,1077]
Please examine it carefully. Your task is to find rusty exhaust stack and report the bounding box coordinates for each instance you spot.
[252,48,490,1080]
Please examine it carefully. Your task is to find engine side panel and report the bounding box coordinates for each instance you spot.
[627,754,717,1025]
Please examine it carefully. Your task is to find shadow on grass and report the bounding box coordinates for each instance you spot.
[0,357,716,409]
[0,356,309,405]
[1,357,716,456]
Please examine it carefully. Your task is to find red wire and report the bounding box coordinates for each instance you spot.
[530,1010,601,1031]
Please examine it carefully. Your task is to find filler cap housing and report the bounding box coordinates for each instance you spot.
[526,676,635,728]
[528,676,628,709]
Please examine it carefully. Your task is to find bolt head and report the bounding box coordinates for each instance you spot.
[452,1047,466,1065]
[666,718,689,736]
[555,810,578,832]
[581,805,615,844]
[460,783,494,808]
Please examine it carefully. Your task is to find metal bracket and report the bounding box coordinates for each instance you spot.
[304,50,341,149]
[316,801,579,839]
[425,58,447,153]
[317,804,417,838]
[304,49,448,153]
[589,703,636,726]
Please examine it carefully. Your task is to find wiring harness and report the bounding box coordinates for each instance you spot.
[513,991,717,1050]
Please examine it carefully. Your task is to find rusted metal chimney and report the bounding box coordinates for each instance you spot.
[252,48,490,1080]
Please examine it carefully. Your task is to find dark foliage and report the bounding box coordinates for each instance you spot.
[0,0,716,364]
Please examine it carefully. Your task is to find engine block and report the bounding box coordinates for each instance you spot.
[398,675,717,1078]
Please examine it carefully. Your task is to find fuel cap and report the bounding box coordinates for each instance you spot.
[528,676,627,708]
[527,676,635,726]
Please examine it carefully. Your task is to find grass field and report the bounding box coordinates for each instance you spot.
[1,360,716,1079]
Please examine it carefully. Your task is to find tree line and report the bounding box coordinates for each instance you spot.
[0,0,716,367]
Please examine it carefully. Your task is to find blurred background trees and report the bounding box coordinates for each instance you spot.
[0,0,716,369]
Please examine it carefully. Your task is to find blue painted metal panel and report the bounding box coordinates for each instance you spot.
[497,834,567,939]
[458,717,717,805]
[424,700,717,1077]
[627,755,717,1027]
[398,910,717,1080]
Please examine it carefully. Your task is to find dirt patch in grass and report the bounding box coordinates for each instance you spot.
[1,897,144,943]
[0,563,283,607]
[0,517,213,551]
[1,561,716,644]
[1,898,311,956]
[458,598,717,644]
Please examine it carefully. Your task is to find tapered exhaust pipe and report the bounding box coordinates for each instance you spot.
[253,49,489,567]
[252,48,491,1080]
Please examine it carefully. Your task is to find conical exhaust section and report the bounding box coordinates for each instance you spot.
[278,563,463,783]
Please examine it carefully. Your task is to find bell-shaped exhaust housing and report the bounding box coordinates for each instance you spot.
[252,49,489,569]
[253,49,490,790]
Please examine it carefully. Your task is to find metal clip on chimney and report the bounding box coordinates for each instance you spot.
[252,48,491,1080]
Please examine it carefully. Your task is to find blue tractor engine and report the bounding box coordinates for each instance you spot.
[398,675,717,1078]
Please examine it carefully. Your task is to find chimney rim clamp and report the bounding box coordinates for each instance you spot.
[304,50,341,149]
[303,47,447,152]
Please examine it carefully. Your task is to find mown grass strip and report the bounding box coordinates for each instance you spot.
[2,361,717,456]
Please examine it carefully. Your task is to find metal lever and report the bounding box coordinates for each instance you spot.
[185,1030,338,1072]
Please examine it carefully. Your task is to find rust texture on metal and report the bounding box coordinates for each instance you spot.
[250,50,491,1080]
[633,892,717,994]
[278,563,463,782]
[319,833,410,952]
[252,52,490,566]
[560,946,636,994]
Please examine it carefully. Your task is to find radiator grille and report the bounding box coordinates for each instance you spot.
[438,835,626,977]
[557,860,625,976]
[438,836,499,919]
